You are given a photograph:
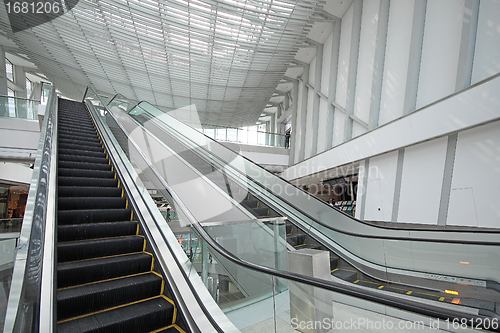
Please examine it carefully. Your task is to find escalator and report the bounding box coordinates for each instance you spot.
[122,107,499,322]
[55,99,183,332]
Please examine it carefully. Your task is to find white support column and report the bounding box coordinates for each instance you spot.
[344,0,362,141]
[0,46,8,96]
[403,0,427,114]
[298,64,310,162]
[326,19,341,150]
[368,0,390,130]
[311,43,323,156]
[289,79,299,165]
[14,65,26,98]
[455,0,480,90]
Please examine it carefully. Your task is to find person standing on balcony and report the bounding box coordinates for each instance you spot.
[285,130,291,149]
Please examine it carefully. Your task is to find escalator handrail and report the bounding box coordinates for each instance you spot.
[97,92,499,325]
[3,85,58,333]
[131,101,500,244]
[84,86,229,333]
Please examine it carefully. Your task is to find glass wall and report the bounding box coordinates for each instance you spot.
[187,122,287,148]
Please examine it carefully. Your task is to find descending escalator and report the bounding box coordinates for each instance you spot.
[56,99,184,332]
[127,112,498,316]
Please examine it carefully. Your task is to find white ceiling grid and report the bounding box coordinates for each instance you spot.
[1,0,324,127]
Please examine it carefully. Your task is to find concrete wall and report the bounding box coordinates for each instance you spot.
[0,117,40,161]
[0,162,33,184]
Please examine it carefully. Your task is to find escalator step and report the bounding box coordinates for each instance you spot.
[59,122,95,128]
[58,148,106,159]
[58,221,138,242]
[286,234,306,247]
[252,207,272,217]
[57,236,145,263]
[297,244,323,250]
[155,327,183,333]
[241,199,259,209]
[59,143,104,152]
[58,177,118,188]
[58,186,121,198]
[57,273,163,321]
[58,161,111,171]
[332,269,357,282]
[58,208,132,224]
[58,168,114,179]
[58,155,109,165]
[57,252,153,288]
[58,133,101,144]
[58,130,98,139]
[58,197,126,210]
[58,128,97,137]
[330,257,339,269]
[59,138,102,148]
[57,297,174,333]
[59,123,95,131]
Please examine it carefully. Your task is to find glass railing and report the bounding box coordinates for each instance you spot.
[0,218,23,234]
[0,96,39,120]
[133,100,500,277]
[84,87,499,331]
[3,85,57,333]
[184,122,288,149]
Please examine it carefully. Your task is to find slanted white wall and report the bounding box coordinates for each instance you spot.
[416,0,465,109]
[378,0,414,125]
[292,0,500,163]
[471,0,500,84]
[335,4,353,111]
[285,0,500,227]
[397,137,447,224]
[353,0,380,129]
[363,151,397,222]
[447,121,500,228]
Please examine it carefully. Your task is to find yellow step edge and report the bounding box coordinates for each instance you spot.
[145,251,155,271]
[57,271,152,291]
[338,268,357,272]
[58,251,149,265]
[378,285,384,289]
[406,291,412,295]
[439,297,445,301]
[353,280,359,284]
[150,271,165,295]
[358,280,382,285]
[59,234,144,244]
[150,324,186,333]
[57,295,165,324]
